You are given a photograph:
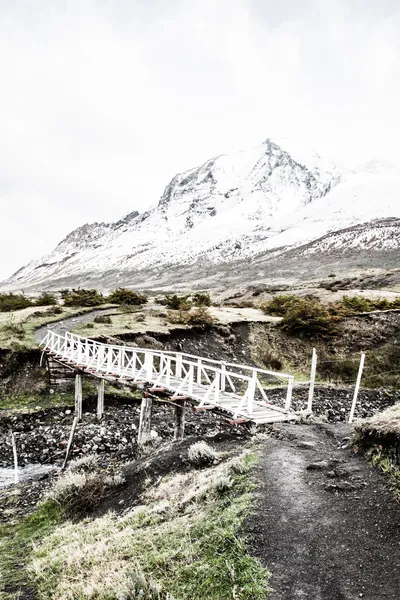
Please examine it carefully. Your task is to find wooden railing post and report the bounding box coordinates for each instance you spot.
[349,353,366,424]
[285,376,294,412]
[175,354,182,379]
[97,378,105,420]
[137,393,153,445]
[307,348,317,413]
[144,352,153,381]
[75,373,83,421]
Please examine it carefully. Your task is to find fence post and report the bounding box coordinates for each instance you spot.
[348,353,366,424]
[137,393,153,445]
[11,432,19,484]
[285,376,294,412]
[307,348,317,413]
[97,378,105,420]
[75,373,83,421]
[174,401,186,441]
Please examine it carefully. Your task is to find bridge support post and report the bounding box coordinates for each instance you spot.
[97,379,105,420]
[174,401,186,441]
[137,393,153,445]
[75,373,83,421]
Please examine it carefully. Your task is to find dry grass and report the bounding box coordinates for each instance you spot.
[356,403,400,438]
[187,441,217,466]
[29,451,268,600]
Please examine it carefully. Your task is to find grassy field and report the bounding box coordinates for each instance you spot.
[0,446,269,600]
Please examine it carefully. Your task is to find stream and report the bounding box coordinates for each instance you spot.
[0,464,56,488]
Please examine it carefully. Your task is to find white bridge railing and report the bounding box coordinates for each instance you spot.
[41,330,295,419]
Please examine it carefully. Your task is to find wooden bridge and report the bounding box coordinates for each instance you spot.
[40,331,298,433]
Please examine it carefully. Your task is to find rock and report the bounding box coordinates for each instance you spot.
[297,441,317,450]
[306,460,332,471]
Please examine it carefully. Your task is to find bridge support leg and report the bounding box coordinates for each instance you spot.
[75,373,83,421]
[137,393,153,445]
[97,379,105,420]
[174,402,186,441]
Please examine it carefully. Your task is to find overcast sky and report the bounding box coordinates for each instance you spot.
[1,0,400,279]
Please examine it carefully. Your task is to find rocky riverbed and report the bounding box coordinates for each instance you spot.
[0,398,224,468]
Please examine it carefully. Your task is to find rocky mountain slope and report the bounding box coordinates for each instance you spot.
[3,139,400,290]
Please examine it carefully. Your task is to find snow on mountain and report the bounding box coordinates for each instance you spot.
[3,139,400,289]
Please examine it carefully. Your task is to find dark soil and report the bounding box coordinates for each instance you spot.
[247,423,400,599]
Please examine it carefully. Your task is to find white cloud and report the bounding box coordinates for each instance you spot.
[1,0,400,279]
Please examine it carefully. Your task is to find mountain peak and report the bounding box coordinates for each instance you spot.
[2,138,400,290]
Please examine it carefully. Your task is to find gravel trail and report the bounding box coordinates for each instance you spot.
[247,423,400,599]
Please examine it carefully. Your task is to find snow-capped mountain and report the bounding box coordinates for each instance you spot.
[3,139,400,290]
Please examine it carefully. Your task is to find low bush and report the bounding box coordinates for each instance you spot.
[192,292,211,307]
[94,314,112,324]
[108,288,147,306]
[62,288,105,307]
[260,294,300,316]
[0,292,32,312]
[167,307,214,326]
[188,441,217,466]
[163,294,192,310]
[187,307,214,326]
[280,297,341,338]
[45,305,63,315]
[35,292,57,306]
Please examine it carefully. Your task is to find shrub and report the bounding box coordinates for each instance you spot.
[0,293,32,312]
[62,288,105,307]
[135,314,146,322]
[108,288,147,306]
[35,292,57,306]
[192,292,211,307]
[339,296,373,313]
[187,307,214,326]
[45,305,63,315]
[167,307,214,326]
[94,314,112,324]
[260,294,301,316]
[188,441,217,466]
[163,294,191,310]
[280,297,340,338]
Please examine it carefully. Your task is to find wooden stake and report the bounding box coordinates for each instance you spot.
[137,394,153,445]
[307,348,317,413]
[11,432,19,484]
[173,402,186,441]
[348,353,366,424]
[75,373,83,421]
[62,417,78,470]
[97,378,105,420]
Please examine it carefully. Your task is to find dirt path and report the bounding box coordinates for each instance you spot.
[34,307,117,343]
[247,423,400,599]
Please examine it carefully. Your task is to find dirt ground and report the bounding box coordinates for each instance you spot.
[247,423,400,600]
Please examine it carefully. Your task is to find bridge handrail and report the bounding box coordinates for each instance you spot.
[41,329,292,380]
[40,329,295,416]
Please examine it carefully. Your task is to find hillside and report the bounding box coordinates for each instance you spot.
[3,139,400,291]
